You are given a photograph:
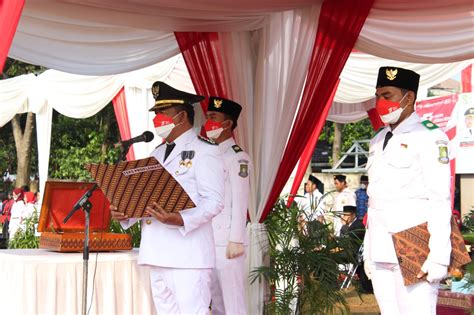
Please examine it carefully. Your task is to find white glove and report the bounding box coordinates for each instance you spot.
[418,261,448,283]
[226,241,244,259]
[364,260,374,280]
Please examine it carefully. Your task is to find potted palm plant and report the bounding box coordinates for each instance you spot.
[251,197,360,314]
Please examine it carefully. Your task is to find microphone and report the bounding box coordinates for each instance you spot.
[114,131,154,148]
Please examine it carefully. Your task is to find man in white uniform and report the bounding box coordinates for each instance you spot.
[204,96,251,315]
[333,174,356,237]
[111,82,225,314]
[363,67,451,315]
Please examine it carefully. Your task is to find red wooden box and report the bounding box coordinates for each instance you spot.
[38,180,132,252]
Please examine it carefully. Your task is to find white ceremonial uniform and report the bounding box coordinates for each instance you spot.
[211,138,251,315]
[333,187,356,236]
[298,189,325,223]
[364,113,451,315]
[121,129,225,314]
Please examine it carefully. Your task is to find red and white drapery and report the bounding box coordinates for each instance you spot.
[261,0,374,221]
[0,0,24,71]
[175,1,373,312]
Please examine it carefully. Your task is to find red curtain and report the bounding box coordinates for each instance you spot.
[174,32,228,111]
[461,64,472,93]
[112,87,135,161]
[0,0,25,71]
[287,79,340,207]
[260,0,374,222]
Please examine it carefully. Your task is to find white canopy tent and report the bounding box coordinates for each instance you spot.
[1,0,473,313]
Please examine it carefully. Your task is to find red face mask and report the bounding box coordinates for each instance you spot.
[153,113,174,127]
[375,93,407,124]
[204,120,224,139]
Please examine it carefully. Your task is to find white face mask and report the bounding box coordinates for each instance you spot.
[206,128,224,140]
[153,112,183,139]
[360,184,367,190]
[155,124,175,139]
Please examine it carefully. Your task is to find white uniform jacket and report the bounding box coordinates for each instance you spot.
[334,187,356,213]
[364,113,451,265]
[212,138,251,247]
[123,129,225,268]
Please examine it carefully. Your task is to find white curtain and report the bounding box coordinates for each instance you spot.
[0,74,35,126]
[357,0,474,62]
[0,54,196,199]
[9,0,474,75]
[219,5,321,313]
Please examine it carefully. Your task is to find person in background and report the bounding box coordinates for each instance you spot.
[9,188,27,239]
[333,174,356,237]
[364,67,451,314]
[204,96,251,315]
[355,175,369,221]
[299,175,325,223]
[23,191,37,218]
[340,205,373,294]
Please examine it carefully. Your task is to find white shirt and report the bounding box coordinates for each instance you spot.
[123,129,225,268]
[212,138,251,246]
[299,189,324,221]
[364,113,451,265]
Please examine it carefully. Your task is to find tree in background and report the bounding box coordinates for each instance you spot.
[1,58,44,188]
[318,120,374,166]
[49,106,120,180]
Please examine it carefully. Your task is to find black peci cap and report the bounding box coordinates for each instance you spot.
[333,174,346,182]
[206,96,242,120]
[149,81,205,111]
[343,205,357,214]
[376,67,420,95]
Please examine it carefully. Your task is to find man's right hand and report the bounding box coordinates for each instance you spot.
[110,205,128,221]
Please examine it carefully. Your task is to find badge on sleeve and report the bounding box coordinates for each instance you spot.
[239,163,248,178]
[438,145,449,164]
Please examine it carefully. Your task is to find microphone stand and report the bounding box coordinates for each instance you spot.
[119,144,131,162]
[63,183,98,315]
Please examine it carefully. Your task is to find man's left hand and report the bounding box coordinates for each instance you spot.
[145,202,184,226]
[417,261,448,283]
[226,241,244,259]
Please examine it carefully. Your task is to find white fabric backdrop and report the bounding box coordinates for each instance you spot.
[357,0,474,63]
[219,5,321,313]
[0,54,195,196]
[9,0,474,75]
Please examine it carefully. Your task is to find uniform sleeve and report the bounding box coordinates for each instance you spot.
[179,151,225,235]
[120,218,139,230]
[228,153,251,243]
[420,130,452,266]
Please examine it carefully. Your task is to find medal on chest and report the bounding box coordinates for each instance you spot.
[179,150,195,168]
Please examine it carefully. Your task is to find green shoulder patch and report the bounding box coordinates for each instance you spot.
[198,136,217,145]
[232,145,243,153]
[422,120,439,130]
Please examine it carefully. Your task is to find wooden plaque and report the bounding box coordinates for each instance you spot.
[38,180,111,233]
[38,180,131,252]
[86,157,195,218]
[392,217,471,286]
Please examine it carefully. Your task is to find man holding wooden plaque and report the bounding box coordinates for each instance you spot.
[363,67,452,314]
[110,82,225,314]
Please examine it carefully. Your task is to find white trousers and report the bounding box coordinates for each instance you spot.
[210,246,247,315]
[372,262,439,315]
[149,266,212,315]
